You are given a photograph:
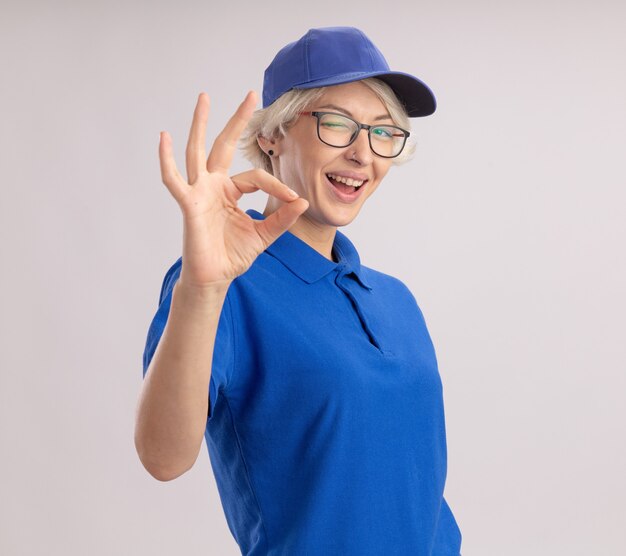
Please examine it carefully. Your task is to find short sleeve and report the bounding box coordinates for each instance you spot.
[141,256,236,421]
[142,257,183,377]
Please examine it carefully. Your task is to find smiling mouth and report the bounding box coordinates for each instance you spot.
[326,173,368,192]
[325,174,369,202]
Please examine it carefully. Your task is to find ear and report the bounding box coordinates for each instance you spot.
[257,134,279,156]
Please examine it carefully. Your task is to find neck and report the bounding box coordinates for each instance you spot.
[263,201,337,262]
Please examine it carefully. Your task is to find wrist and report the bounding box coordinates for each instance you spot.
[174,278,232,303]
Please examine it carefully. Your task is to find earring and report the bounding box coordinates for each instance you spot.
[268,149,274,156]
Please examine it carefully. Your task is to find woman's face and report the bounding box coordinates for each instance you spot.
[263,81,395,228]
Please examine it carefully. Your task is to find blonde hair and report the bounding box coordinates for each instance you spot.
[239,78,416,174]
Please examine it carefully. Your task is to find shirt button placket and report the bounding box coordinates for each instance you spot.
[334,264,382,352]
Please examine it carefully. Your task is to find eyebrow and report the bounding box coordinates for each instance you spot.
[317,104,393,122]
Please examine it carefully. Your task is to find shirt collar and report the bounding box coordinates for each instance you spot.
[246,209,372,290]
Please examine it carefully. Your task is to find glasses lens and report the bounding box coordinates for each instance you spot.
[370,126,407,157]
[318,113,358,147]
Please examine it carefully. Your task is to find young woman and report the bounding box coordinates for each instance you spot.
[135,26,463,556]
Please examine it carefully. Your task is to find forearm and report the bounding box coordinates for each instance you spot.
[134,279,231,481]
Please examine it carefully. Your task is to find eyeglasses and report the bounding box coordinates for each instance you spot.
[298,111,410,159]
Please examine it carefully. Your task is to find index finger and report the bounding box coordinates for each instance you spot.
[185,92,210,185]
[206,90,257,174]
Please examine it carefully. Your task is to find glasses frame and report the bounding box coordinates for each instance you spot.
[298,111,410,159]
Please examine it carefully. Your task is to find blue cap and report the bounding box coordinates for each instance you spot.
[262,26,436,118]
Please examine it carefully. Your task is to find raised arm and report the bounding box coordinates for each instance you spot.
[134,91,308,481]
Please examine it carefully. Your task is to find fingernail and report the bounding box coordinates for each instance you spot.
[288,188,299,198]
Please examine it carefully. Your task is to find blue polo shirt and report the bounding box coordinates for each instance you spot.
[143,208,462,555]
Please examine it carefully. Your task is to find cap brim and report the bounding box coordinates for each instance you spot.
[294,70,436,117]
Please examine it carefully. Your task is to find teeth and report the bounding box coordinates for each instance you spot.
[327,173,365,187]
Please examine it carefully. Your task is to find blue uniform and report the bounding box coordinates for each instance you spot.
[143,208,462,555]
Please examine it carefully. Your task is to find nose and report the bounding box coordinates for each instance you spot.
[345,128,373,165]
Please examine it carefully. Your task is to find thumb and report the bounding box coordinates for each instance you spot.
[254,198,309,247]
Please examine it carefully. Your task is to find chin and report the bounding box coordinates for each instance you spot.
[322,204,362,228]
